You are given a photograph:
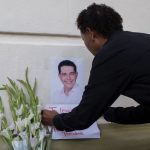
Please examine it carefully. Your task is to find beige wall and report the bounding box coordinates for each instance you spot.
[0,0,150,34]
[0,0,149,123]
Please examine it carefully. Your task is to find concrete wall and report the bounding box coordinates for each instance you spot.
[0,0,150,123]
[0,0,150,35]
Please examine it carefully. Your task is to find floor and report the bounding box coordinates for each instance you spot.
[1,123,150,150]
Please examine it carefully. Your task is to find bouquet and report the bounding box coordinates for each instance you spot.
[0,68,51,150]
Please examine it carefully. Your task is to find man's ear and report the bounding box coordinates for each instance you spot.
[58,74,61,79]
[85,27,96,40]
[85,27,91,33]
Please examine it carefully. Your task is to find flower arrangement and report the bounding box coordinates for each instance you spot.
[0,68,51,150]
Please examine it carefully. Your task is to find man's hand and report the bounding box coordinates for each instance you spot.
[41,110,59,126]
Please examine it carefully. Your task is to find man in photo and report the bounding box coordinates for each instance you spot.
[51,60,83,104]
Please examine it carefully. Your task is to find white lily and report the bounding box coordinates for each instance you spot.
[19,131,28,140]
[30,122,40,136]
[39,129,46,141]
[15,118,28,132]
[28,111,34,121]
[0,112,4,119]
[0,129,11,139]
[31,122,40,131]
[0,69,52,150]
[15,104,23,116]
[9,122,15,130]
[30,137,38,149]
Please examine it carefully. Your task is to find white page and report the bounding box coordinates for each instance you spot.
[44,104,100,139]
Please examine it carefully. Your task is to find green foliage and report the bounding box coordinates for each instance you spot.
[0,68,50,150]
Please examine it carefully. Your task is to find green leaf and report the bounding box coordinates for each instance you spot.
[0,96,4,113]
[0,87,6,90]
[33,78,37,95]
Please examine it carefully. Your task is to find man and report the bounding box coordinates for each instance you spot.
[51,60,83,104]
[42,3,150,131]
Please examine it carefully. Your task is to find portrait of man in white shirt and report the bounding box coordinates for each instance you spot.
[51,59,84,104]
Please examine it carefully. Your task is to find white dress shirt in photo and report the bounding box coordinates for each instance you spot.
[51,84,84,104]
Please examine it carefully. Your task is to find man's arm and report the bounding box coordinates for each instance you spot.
[51,52,132,131]
[41,45,132,131]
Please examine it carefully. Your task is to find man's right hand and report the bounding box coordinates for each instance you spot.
[41,109,59,126]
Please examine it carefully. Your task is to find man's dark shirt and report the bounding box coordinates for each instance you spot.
[53,31,150,131]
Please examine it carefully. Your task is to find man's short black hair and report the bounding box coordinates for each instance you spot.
[58,60,77,74]
[76,3,123,38]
